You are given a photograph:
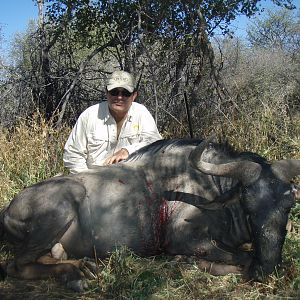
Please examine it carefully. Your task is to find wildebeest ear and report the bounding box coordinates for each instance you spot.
[188,135,218,165]
[271,160,300,183]
[206,134,218,144]
[292,185,300,202]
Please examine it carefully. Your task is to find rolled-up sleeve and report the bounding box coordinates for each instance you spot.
[63,113,89,174]
[64,102,162,172]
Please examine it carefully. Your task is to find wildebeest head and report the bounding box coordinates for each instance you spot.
[189,138,300,281]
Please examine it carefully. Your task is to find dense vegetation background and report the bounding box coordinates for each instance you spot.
[0,0,299,298]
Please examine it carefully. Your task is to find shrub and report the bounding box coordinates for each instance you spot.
[0,113,70,206]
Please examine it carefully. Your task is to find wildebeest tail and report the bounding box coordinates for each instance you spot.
[0,207,5,241]
[0,208,8,281]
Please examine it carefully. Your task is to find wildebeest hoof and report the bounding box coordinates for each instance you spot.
[82,257,97,272]
[79,258,97,279]
[66,279,89,292]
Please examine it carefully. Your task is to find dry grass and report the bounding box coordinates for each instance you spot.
[0,114,299,299]
[0,113,69,207]
[212,113,300,160]
[1,246,299,299]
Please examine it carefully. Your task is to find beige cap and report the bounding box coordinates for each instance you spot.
[106,70,135,93]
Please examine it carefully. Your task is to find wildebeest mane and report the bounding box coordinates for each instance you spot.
[126,138,204,162]
[126,138,268,166]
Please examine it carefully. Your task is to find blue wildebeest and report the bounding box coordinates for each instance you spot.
[0,137,299,291]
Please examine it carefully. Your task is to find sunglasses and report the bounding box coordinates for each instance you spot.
[108,89,133,97]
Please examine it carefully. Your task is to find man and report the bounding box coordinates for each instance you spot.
[63,70,162,174]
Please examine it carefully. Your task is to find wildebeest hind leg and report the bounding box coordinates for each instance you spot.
[5,259,88,292]
[3,219,90,291]
[13,219,74,267]
[37,254,97,280]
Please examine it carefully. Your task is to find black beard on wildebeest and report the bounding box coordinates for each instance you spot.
[0,137,299,292]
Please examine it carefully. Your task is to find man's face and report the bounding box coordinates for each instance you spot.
[107,88,137,116]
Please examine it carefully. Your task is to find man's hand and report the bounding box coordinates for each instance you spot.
[104,148,129,165]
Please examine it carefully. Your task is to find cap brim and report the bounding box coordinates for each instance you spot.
[107,84,134,93]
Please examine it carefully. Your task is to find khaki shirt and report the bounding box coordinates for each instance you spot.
[63,101,162,173]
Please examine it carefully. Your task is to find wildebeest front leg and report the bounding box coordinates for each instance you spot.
[195,239,252,276]
[172,255,243,275]
[195,239,252,266]
[197,259,243,275]
[167,236,252,276]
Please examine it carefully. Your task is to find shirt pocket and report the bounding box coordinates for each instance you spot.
[87,131,109,152]
[120,128,140,145]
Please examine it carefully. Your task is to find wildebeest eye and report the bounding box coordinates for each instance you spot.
[184,218,192,223]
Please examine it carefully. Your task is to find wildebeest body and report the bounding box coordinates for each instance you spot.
[1,138,299,288]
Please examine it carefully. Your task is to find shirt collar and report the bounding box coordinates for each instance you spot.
[99,101,134,124]
[97,101,110,123]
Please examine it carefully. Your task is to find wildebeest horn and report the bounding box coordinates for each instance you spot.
[189,139,262,185]
[271,159,300,183]
[194,160,262,185]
